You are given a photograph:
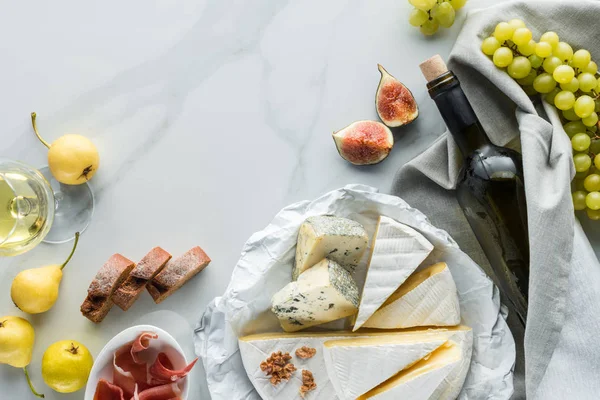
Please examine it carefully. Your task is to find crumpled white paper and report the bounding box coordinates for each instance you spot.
[194,185,516,400]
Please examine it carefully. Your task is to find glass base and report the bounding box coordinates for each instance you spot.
[39,167,94,243]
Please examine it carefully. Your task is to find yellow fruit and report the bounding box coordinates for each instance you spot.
[32,112,99,185]
[0,316,35,368]
[42,340,93,393]
[11,233,79,314]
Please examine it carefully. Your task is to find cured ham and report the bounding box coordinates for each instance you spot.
[94,331,195,400]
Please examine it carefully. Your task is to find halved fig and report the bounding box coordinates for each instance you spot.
[375,64,419,127]
[333,120,394,166]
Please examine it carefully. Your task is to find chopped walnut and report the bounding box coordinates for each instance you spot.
[260,351,297,386]
[295,346,317,359]
[299,370,317,398]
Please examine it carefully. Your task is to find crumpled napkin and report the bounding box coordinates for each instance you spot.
[392,1,600,399]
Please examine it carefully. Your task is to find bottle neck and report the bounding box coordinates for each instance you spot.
[427,72,491,156]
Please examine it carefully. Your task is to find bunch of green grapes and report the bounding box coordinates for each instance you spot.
[408,0,467,36]
[481,20,600,220]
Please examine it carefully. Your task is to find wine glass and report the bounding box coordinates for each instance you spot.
[0,158,94,256]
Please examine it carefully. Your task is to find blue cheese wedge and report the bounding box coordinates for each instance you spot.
[272,259,359,332]
[293,216,368,280]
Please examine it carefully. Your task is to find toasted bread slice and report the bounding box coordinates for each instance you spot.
[80,254,135,323]
[147,246,210,304]
[112,247,172,311]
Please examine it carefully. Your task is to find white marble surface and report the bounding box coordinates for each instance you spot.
[2,0,596,399]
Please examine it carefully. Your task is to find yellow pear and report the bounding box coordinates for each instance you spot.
[11,232,79,314]
[42,340,93,393]
[0,316,45,398]
[31,112,99,185]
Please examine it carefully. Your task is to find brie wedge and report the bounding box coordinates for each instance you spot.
[354,216,434,330]
[293,216,368,280]
[272,259,359,332]
[363,262,461,329]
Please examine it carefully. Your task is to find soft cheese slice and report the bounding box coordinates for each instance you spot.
[322,335,447,399]
[272,259,359,332]
[238,326,471,400]
[293,216,368,280]
[363,262,461,329]
[358,342,462,400]
[354,216,434,330]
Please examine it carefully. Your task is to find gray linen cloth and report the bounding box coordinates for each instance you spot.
[392,1,600,399]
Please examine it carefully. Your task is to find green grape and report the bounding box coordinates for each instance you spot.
[448,0,467,9]
[572,49,592,69]
[578,72,597,92]
[576,169,591,179]
[534,42,553,58]
[586,191,600,210]
[553,65,575,84]
[508,19,526,30]
[516,70,537,86]
[512,28,532,46]
[554,91,576,110]
[409,8,429,27]
[481,37,501,55]
[591,139,600,155]
[533,73,557,93]
[409,0,437,11]
[543,56,562,74]
[573,178,587,192]
[545,87,561,104]
[433,2,455,28]
[584,174,600,192]
[540,31,559,49]
[595,154,600,170]
[596,99,600,113]
[493,22,515,42]
[528,54,543,69]
[507,56,531,79]
[575,153,593,172]
[584,61,598,75]
[572,133,592,151]
[573,190,588,210]
[560,77,579,93]
[517,40,536,56]
[523,85,537,96]
[583,112,599,127]
[493,47,513,68]
[563,108,580,121]
[420,19,439,36]
[554,42,574,62]
[563,121,587,137]
[574,95,595,118]
[587,208,600,220]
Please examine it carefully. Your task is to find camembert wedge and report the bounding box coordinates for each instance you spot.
[363,262,461,329]
[272,259,359,332]
[293,216,368,280]
[354,216,434,330]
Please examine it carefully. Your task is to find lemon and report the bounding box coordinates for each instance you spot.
[42,340,93,393]
[32,112,100,185]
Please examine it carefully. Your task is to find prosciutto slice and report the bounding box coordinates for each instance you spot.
[133,383,182,400]
[149,353,198,384]
[94,379,125,400]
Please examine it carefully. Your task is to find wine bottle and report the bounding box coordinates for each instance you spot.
[420,55,529,325]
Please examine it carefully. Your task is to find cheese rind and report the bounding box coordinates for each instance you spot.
[323,335,447,399]
[293,216,368,280]
[354,216,434,330]
[272,259,359,332]
[363,262,461,329]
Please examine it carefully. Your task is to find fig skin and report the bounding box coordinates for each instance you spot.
[375,64,419,127]
[332,120,394,166]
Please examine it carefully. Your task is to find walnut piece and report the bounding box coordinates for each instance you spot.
[260,351,297,386]
[300,370,317,398]
[295,346,317,359]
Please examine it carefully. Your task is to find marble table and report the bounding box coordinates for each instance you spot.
[2,0,597,399]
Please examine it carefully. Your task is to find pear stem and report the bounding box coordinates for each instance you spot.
[60,232,80,270]
[31,112,50,149]
[23,366,45,398]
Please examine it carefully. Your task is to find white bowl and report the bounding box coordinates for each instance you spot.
[84,325,189,400]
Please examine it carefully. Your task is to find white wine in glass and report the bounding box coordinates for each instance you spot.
[0,159,55,256]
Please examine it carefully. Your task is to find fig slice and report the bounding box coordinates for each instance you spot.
[375,64,419,127]
[333,120,394,166]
